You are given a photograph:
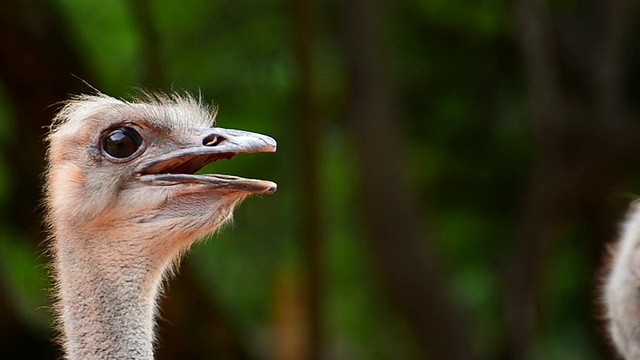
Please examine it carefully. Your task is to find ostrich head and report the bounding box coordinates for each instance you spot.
[44,93,276,359]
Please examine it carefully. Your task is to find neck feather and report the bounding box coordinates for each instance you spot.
[54,234,167,360]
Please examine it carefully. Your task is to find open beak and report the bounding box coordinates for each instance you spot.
[137,127,277,194]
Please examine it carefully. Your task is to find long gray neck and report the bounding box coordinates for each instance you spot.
[55,236,166,360]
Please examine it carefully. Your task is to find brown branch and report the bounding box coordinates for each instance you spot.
[596,0,634,116]
[291,0,323,358]
[514,0,564,144]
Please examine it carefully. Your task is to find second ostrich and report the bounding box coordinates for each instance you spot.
[604,203,640,359]
[44,93,276,359]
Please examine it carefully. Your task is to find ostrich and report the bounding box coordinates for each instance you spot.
[605,203,640,359]
[44,92,276,359]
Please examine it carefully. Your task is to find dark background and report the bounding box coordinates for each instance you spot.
[0,0,637,359]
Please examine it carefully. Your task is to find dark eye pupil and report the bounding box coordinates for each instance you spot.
[103,127,142,159]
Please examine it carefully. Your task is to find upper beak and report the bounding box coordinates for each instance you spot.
[136,127,277,194]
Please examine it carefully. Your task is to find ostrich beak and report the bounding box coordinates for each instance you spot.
[137,127,277,194]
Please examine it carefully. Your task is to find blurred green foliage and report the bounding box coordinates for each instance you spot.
[0,0,629,359]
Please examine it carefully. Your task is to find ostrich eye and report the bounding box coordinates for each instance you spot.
[103,127,143,159]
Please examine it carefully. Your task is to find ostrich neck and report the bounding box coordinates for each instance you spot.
[55,234,166,360]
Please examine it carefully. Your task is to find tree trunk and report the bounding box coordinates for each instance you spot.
[342,0,476,358]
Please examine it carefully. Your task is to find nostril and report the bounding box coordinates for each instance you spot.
[203,134,225,147]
